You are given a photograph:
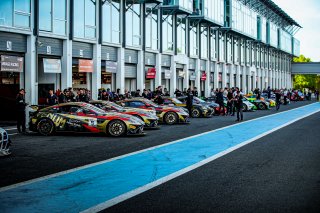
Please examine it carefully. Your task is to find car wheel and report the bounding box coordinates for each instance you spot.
[258,102,266,110]
[108,120,126,137]
[164,112,178,125]
[37,119,55,136]
[191,108,201,118]
[242,104,248,112]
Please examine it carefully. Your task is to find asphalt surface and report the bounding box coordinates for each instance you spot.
[0,101,319,213]
[105,107,320,213]
[0,101,315,187]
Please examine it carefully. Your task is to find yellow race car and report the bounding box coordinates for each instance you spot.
[29,102,145,137]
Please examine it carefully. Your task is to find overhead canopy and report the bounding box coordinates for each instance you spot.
[261,0,301,28]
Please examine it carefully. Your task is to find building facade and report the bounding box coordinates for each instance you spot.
[0,0,301,106]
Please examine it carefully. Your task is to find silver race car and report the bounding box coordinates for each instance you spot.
[0,128,11,157]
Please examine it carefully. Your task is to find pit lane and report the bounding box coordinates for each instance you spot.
[0,101,315,188]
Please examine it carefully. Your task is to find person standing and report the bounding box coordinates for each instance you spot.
[226,89,233,116]
[275,90,281,111]
[16,89,27,133]
[234,90,243,122]
[216,89,225,116]
[186,88,194,117]
[267,86,271,99]
[47,89,58,106]
[76,89,89,102]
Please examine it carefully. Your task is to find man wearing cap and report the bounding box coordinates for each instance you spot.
[16,89,27,133]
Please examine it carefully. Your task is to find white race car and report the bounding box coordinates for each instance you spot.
[0,128,11,157]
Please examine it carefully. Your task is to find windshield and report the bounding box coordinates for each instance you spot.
[193,97,205,103]
[106,101,124,111]
[82,103,107,115]
[171,98,183,104]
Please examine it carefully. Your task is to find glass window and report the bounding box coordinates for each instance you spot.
[74,0,96,39]
[200,25,208,58]
[103,0,120,44]
[203,0,224,25]
[39,0,51,31]
[162,14,173,52]
[0,0,31,28]
[176,16,186,54]
[145,4,158,50]
[0,0,13,26]
[234,38,239,63]
[218,32,224,61]
[126,3,141,47]
[189,23,197,56]
[39,0,66,35]
[226,35,232,62]
[210,28,217,60]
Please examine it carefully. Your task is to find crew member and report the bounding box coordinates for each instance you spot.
[16,89,27,133]
[186,88,193,116]
[234,90,244,122]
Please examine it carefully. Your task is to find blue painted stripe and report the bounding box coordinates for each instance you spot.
[1,103,320,213]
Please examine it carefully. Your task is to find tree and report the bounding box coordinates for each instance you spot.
[292,55,320,90]
[293,54,311,62]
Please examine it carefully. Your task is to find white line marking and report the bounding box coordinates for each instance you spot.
[81,107,320,213]
[4,128,18,131]
[8,133,19,136]
[0,103,318,194]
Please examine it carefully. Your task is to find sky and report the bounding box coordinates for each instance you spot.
[272,0,320,61]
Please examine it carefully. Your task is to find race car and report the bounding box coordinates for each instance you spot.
[246,94,276,107]
[29,102,145,137]
[0,127,11,157]
[163,97,213,118]
[90,100,159,128]
[243,96,270,110]
[119,98,190,125]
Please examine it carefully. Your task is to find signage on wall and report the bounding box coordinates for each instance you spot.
[189,72,196,81]
[128,56,132,63]
[164,69,171,79]
[0,55,24,72]
[201,72,207,81]
[43,58,61,73]
[105,61,117,73]
[79,50,84,57]
[106,53,110,60]
[146,68,156,79]
[178,71,185,78]
[79,59,94,72]
[46,46,52,54]
[6,41,12,51]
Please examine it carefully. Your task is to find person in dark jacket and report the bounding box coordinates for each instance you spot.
[226,89,233,115]
[16,89,27,133]
[58,89,67,103]
[174,89,182,97]
[76,89,89,102]
[234,90,243,121]
[193,87,198,97]
[216,89,225,115]
[47,90,58,106]
[186,88,193,116]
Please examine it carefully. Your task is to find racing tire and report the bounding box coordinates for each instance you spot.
[242,104,248,112]
[107,120,126,137]
[191,108,201,118]
[258,102,266,110]
[164,112,178,125]
[37,118,55,136]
